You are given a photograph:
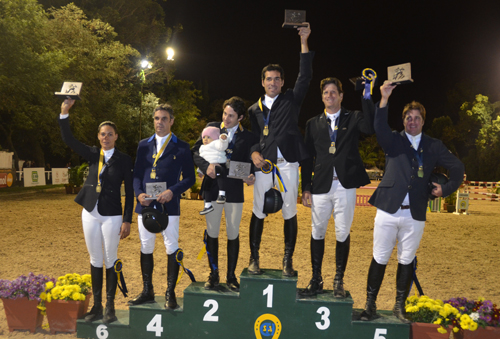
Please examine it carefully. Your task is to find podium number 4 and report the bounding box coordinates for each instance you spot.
[146,314,164,337]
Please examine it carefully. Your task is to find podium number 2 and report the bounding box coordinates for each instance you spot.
[263,284,273,308]
[315,306,330,330]
[203,299,219,322]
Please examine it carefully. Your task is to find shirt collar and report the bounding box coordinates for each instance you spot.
[405,132,422,149]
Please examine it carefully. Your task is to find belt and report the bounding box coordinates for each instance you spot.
[332,176,338,181]
[277,157,285,164]
[400,205,410,210]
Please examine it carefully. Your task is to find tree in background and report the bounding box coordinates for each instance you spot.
[0,0,69,169]
[459,94,500,180]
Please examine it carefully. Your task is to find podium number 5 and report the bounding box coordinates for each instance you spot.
[263,284,273,308]
[374,328,387,339]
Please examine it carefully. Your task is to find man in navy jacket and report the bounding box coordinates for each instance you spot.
[360,81,464,322]
[248,23,313,276]
[129,104,195,309]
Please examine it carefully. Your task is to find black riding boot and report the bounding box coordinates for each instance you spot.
[282,215,298,277]
[393,263,413,323]
[248,213,264,275]
[84,265,103,322]
[103,268,118,324]
[360,258,387,321]
[204,234,220,290]
[226,237,240,292]
[301,237,324,296]
[333,235,350,298]
[128,252,155,305]
[165,252,180,309]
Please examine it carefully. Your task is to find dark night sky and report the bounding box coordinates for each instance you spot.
[161,1,500,131]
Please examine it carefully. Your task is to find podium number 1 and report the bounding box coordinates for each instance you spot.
[263,284,273,308]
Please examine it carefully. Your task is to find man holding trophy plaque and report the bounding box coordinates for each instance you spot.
[248,22,313,277]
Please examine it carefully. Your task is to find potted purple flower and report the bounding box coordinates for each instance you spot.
[0,272,55,333]
[445,297,500,339]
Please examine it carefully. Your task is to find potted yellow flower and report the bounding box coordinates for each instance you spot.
[405,295,478,338]
[41,273,92,334]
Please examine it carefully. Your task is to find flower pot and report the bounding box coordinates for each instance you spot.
[411,322,450,339]
[45,294,91,334]
[73,186,82,194]
[191,192,199,200]
[446,204,456,213]
[64,185,73,194]
[453,327,500,339]
[1,297,43,333]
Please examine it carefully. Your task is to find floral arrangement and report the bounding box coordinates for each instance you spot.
[446,297,500,328]
[405,295,478,334]
[41,273,91,302]
[0,272,55,301]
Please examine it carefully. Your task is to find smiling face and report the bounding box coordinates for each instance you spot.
[262,70,284,98]
[222,105,243,129]
[98,125,118,150]
[154,109,174,137]
[403,109,425,136]
[322,83,343,113]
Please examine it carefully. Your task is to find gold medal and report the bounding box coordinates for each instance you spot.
[263,125,269,136]
[96,185,101,193]
[329,142,336,154]
[418,167,424,178]
[150,168,156,179]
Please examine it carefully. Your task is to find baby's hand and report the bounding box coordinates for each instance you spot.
[220,134,228,140]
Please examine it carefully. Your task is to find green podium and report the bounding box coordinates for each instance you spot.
[77,269,410,338]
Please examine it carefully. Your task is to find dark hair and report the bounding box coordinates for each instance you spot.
[261,64,284,81]
[154,103,174,119]
[402,101,426,121]
[223,96,246,119]
[98,121,118,134]
[320,77,343,94]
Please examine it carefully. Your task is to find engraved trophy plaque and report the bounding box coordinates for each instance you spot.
[282,9,307,28]
[227,161,251,180]
[145,182,167,200]
[55,82,83,100]
[387,63,414,85]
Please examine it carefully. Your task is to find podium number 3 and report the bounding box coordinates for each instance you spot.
[263,284,273,308]
[315,307,330,330]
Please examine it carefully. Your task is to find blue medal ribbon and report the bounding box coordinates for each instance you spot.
[410,256,424,296]
[261,159,287,193]
[114,259,128,297]
[197,230,218,271]
[175,249,196,283]
[362,68,377,100]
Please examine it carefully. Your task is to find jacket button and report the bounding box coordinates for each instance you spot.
[408,185,412,189]
[411,175,415,179]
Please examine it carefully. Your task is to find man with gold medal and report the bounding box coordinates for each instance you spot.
[360,81,464,322]
[247,22,312,277]
[300,77,375,298]
[129,104,195,309]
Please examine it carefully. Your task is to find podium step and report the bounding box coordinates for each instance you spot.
[76,270,411,339]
